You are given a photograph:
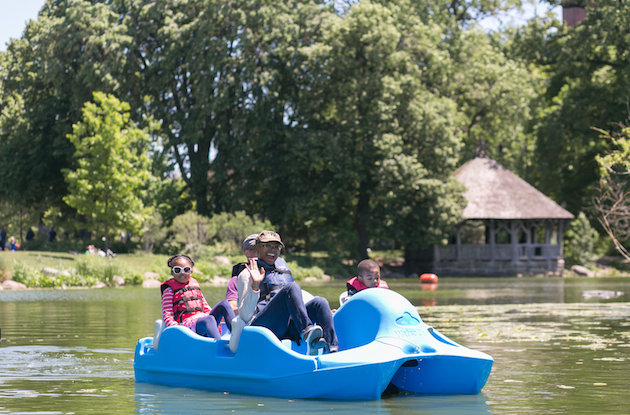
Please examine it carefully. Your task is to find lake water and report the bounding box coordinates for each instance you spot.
[1,277,629,414]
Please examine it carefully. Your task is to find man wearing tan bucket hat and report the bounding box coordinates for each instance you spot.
[229,231,337,355]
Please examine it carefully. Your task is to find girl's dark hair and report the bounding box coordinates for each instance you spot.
[167,254,194,268]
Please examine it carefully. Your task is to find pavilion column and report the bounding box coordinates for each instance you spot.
[489,219,495,263]
[558,221,565,256]
[510,220,518,263]
[456,227,462,261]
[545,221,552,271]
[524,220,531,272]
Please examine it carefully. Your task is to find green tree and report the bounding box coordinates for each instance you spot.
[290,1,466,260]
[64,92,153,251]
[594,123,630,260]
[120,0,342,221]
[512,0,630,214]
[0,0,130,217]
[564,212,599,266]
[444,29,536,173]
[204,0,339,241]
[121,0,260,215]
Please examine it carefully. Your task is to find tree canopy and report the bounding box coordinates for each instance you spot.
[594,122,630,260]
[508,0,630,213]
[2,0,628,264]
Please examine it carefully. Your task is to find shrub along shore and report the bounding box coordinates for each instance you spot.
[0,250,352,290]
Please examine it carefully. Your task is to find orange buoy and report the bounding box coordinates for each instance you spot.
[419,273,438,284]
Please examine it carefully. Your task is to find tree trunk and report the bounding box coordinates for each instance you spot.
[104,194,109,253]
[354,179,371,260]
[19,208,23,243]
[77,214,90,239]
[189,140,212,216]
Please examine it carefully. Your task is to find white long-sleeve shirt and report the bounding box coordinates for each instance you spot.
[228,268,260,352]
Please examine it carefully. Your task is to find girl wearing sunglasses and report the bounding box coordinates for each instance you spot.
[160,254,235,339]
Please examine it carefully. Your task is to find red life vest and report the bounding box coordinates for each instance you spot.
[346,276,389,296]
[161,277,206,323]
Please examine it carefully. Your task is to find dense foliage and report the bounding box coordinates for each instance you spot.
[1,0,627,266]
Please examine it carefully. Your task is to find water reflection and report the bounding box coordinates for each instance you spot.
[134,383,491,414]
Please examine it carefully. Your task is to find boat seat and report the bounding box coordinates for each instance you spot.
[153,319,165,349]
[339,291,350,305]
[153,318,232,349]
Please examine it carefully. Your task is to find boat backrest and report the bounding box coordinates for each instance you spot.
[338,291,350,305]
[152,319,165,349]
[333,288,426,350]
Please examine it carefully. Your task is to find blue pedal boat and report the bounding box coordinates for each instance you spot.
[134,288,493,400]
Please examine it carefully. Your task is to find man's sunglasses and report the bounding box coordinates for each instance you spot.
[260,242,282,250]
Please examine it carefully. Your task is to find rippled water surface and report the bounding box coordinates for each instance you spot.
[1,277,629,414]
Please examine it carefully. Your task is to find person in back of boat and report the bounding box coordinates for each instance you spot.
[225,234,259,314]
[341,259,389,304]
[228,231,338,355]
[161,254,235,339]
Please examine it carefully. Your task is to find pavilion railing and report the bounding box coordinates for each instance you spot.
[437,244,562,261]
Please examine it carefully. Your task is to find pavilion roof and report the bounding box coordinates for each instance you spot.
[454,156,574,220]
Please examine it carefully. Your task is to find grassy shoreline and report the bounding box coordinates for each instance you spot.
[2,249,628,290]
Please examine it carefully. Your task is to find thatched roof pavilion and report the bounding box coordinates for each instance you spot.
[431,155,574,277]
[455,157,574,221]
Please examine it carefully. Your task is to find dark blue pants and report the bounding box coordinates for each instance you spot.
[251,282,337,347]
[306,296,338,347]
[251,282,310,340]
[195,299,235,339]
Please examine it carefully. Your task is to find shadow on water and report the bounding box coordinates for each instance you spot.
[134,383,492,414]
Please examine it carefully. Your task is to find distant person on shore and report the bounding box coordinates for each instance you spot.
[25,228,34,241]
[9,236,18,251]
[0,228,6,251]
[225,234,259,313]
[161,254,235,339]
[341,259,389,305]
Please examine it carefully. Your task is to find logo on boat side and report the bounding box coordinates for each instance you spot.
[392,327,422,338]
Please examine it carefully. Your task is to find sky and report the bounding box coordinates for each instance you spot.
[0,1,561,52]
[479,1,561,31]
[0,0,46,52]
